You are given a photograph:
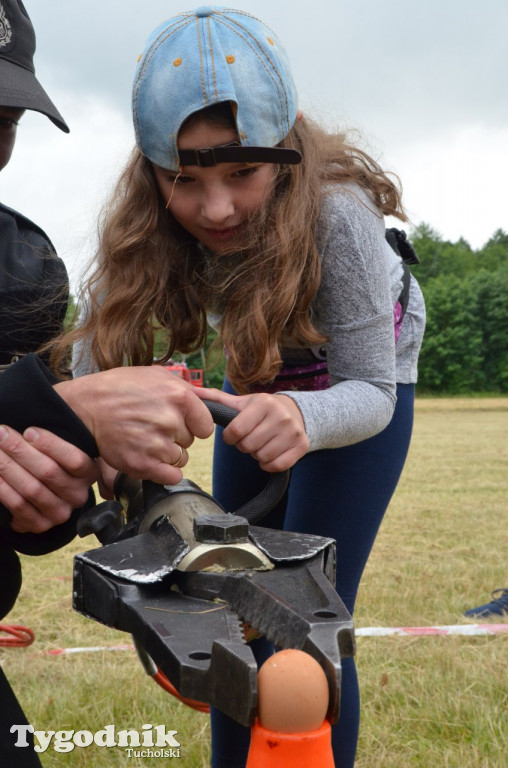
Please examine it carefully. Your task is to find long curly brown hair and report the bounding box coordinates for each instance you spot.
[51,109,406,392]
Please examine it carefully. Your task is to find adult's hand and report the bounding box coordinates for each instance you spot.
[0,425,99,533]
[195,388,309,472]
[95,457,118,500]
[54,367,214,485]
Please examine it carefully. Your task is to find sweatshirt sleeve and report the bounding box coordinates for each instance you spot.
[281,189,398,451]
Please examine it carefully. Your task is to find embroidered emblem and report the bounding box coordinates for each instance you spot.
[0,3,13,49]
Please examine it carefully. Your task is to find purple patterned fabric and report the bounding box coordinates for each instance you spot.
[250,360,330,394]
[393,300,403,343]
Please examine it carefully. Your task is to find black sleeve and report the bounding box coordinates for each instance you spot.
[0,544,22,619]
[2,488,96,557]
[0,203,69,366]
[0,666,44,765]
[0,353,98,456]
[0,484,95,622]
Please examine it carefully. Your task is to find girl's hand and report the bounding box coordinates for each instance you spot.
[0,426,99,533]
[196,388,309,472]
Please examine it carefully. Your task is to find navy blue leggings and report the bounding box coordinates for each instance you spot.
[210,382,415,768]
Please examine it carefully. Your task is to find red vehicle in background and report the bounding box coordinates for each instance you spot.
[165,361,204,387]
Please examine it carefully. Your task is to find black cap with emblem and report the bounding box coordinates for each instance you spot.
[0,0,68,131]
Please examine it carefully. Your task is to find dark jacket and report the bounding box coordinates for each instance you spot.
[0,203,98,618]
[0,202,69,366]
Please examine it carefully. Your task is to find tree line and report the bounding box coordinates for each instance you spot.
[409,225,508,394]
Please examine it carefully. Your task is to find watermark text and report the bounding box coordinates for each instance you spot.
[10,723,180,754]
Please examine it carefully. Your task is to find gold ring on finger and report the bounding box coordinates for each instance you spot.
[170,444,185,468]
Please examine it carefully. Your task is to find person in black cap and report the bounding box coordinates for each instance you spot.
[0,2,85,764]
[0,0,97,536]
[0,0,70,369]
[0,3,214,764]
[0,0,68,130]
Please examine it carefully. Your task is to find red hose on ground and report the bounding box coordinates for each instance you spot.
[0,624,35,648]
[0,625,208,714]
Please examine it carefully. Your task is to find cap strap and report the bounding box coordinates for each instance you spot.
[178,145,301,167]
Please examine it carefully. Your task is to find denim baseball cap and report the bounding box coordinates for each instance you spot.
[0,0,69,131]
[132,6,300,170]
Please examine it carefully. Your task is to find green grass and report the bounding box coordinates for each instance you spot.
[1,399,507,766]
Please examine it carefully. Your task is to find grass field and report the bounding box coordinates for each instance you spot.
[1,398,507,767]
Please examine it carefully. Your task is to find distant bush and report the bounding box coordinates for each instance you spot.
[410,226,508,394]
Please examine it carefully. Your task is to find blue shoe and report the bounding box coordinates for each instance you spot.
[464,588,508,618]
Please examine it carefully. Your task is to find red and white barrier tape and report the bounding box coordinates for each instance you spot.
[43,643,134,656]
[37,624,508,656]
[355,624,508,637]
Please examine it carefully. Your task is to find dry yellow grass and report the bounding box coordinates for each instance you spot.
[355,398,508,768]
[1,400,507,767]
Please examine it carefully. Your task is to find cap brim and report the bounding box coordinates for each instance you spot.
[0,58,69,133]
[178,144,302,168]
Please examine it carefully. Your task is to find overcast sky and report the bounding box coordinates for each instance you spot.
[1,0,507,291]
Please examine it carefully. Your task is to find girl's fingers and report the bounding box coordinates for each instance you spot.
[237,428,308,470]
[216,394,309,469]
[194,387,248,413]
[221,394,273,444]
[256,446,307,473]
[196,391,309,470]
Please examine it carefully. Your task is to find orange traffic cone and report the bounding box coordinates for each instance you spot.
[246,719,335,768]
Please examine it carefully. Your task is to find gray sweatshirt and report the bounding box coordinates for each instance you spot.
[266,185,426,451]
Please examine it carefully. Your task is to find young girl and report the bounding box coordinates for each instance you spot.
[65,7,426,767]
